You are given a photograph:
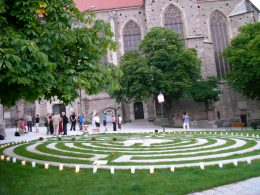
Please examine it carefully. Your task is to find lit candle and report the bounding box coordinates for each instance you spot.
[6,157,10,161]
[131,167,135,174]
[45,163,49,169]
[93,166,97,174]
[170,166,175,172]
[12,158,16,163]
[59,164,63,171]
[233,160,238,166]
[110,167,114,174]
[200,162,204,170]
[150,166,154,174]
[1,155,4,160]
[247,157,251,164]
[32,162,36,168]
[21,161,26,166]
[218,162,223,168]
[75,165,80,173]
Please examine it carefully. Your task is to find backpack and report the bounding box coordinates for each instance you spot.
[0,135,4,140]
[15,132,20,136]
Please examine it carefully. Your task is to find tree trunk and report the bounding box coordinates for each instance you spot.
[165,97,175,127]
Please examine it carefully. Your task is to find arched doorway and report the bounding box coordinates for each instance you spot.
[103,107,116,122]
[52,104,66,115]
[134,102,144,119]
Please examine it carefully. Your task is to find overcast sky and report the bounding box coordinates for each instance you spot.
[250,0,260,10]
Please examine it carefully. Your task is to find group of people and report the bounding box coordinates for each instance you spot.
[93,113,122,132]
[45,112,69,136]
[17,114,40,134]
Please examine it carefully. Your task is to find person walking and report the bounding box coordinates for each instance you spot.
[118,114,122,132]
[26,114,33,132]
[62,112,68,135]
[112,114,117,131]
[183,112,190,130]
[70,112,77,131]
[103,113,108,132]
[35,114,40,133]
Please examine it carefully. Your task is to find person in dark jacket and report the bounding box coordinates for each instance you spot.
[62,112,69,135]
[70,112,76,131]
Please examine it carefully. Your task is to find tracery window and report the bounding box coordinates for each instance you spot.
[123,20,141,52]
[164,4,184,38]
[210,11,230,80]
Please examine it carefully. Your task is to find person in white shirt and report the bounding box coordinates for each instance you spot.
[94,114,100,130]
[118,114,122,131]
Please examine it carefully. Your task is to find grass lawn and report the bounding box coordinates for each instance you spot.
[0,130,260,194]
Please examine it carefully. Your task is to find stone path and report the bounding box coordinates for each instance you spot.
[189,177,260,195]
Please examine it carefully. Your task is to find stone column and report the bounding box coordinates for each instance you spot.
[0,104,6,137]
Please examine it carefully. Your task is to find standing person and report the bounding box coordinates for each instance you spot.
[26,114,33,132]
[52,112,60,136]
[58,114,63,135]
[35,114,40,133]
[49,114,54,135]
[78,114,85,131]
[94,114,100,130]
[45,113,50,135]
[103,113,108,132]
[118,114,122,132]
[183,112,190,130]
[112,114,117,131]
[70,112,76,131]
[62,112,68,135]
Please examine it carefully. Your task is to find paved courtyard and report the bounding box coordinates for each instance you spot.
[1,120,259,194]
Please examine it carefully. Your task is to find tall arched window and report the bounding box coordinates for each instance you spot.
[164,4,184,38]
[123,20,141,52]
[210,11,230,80]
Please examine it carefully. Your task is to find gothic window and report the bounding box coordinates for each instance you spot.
[164,4,184,38]
[123,20,141,52]
[210,11,230,80]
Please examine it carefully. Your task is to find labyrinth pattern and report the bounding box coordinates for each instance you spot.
[2,131,260,169]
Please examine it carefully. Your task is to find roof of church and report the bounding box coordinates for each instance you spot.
[74,0,144,12]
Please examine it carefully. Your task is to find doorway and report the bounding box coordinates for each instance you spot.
[240,114,247,127]
[52,104,66,115]
[134,102,144,119]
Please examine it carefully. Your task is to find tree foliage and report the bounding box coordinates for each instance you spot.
[111,27,220,124]
[224,22,260,100]
[0,0,119,107]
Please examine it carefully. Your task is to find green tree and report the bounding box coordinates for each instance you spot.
[111,27,220,125]
[0,0,119,107]
[224,22,260,100]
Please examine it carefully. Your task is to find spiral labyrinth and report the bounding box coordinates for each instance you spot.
[2,131,260,169]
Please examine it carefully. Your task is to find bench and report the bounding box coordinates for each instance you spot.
[230,122,245,128]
